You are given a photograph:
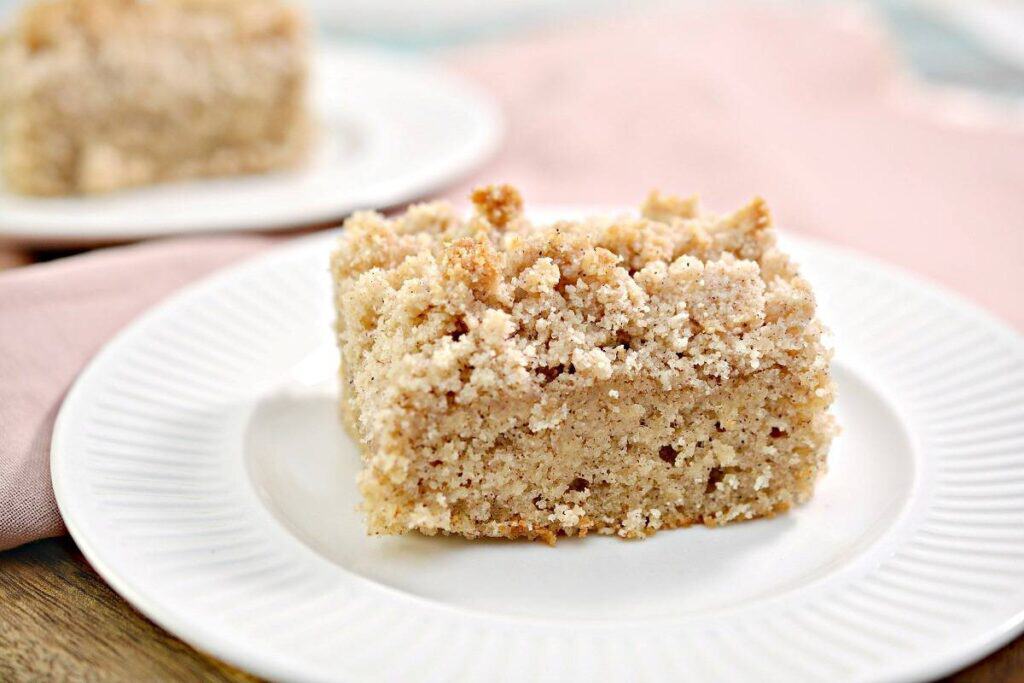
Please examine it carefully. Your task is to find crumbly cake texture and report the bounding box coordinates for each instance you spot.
[331,186,836,543]
[0,0,310,195]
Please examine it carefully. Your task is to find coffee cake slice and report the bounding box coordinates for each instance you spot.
[0,0,310,195]
[331,186,836,543]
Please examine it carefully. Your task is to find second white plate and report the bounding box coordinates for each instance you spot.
[0,44,501,245]
[52,213,1024,682]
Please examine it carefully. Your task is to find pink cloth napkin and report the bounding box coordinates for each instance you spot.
[0,237,276,550]
[1,5,1022,552]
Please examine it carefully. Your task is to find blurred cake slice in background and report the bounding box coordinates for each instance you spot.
[0,0,311,196]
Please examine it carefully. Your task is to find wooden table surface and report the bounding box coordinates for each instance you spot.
[1,246,1023,682]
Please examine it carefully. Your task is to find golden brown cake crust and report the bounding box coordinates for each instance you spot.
[332,186,837,543]
[13,0,303,49]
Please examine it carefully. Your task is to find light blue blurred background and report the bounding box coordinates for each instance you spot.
[2,0,1022,99]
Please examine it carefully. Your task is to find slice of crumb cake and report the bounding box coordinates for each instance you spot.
[0,0,310,195]
[331,185,836,543]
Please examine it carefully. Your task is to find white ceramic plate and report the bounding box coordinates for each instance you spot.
[0,44,500,245]
[52,211,1024,683]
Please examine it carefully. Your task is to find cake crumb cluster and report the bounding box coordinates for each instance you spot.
[331,185,836,543]
[0,0,310,195]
